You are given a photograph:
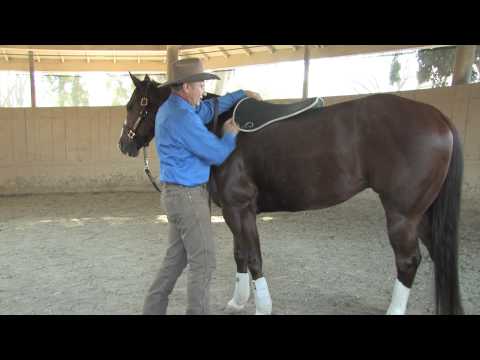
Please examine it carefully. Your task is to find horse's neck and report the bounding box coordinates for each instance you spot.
[151,86,170,110]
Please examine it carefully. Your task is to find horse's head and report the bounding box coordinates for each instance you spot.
[118,73,170,157]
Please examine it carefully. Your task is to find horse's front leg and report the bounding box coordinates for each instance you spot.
[222,205,251,313]
[241,203,272,315]
[222,203,272,315]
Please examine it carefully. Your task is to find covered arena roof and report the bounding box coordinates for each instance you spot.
[0,45,450,72]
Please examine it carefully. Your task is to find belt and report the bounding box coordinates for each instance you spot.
[163,182,207,190]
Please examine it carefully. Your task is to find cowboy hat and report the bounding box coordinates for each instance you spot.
[160,58,220,87]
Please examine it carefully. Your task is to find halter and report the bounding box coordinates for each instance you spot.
[127,94,150,141]
[125,82,162,193]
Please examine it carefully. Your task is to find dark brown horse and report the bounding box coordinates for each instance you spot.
[119,74,464,315]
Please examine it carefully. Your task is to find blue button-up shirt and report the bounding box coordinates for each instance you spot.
[155,90,246,187]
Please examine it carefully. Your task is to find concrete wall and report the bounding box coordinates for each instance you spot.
[1,83,480,195]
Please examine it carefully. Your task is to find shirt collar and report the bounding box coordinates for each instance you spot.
[169,93,196,112]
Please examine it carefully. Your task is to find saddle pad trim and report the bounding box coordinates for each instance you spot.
[233,97,321,133]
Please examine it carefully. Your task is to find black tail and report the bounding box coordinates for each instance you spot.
[428,122,464,315]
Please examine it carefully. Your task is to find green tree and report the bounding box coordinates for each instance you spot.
[71,76,89,106]
[416,46,480,87]
[106,74,133,106]
[46,75,89,106]
[0,72,30,107]
[389,55,407,90]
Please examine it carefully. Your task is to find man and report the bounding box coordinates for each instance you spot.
[143,58,261,315]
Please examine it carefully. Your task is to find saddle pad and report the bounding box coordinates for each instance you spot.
[233,97,324,132]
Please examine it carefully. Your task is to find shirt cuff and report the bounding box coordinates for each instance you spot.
[223,131,238,145]
[229,89,247,102]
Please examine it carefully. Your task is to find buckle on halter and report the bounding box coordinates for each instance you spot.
[127,129,136,140]
[140,97,148,106]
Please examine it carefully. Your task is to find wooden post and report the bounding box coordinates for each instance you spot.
[303,45,310,99]
[452,45,476,85]
[28,51,36,107]
[166,45,180,82]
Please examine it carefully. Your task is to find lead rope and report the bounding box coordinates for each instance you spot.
[143,147,162,193]
[208,97,220,214]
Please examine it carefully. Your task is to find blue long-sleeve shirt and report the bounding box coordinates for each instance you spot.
[155,90,246,187]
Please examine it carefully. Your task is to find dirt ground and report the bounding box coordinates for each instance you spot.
[0,189,478,315]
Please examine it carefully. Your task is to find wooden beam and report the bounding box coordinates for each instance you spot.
[179,45,211,50]
[199,50,210,60]
[167,45,180,81]
[291,45,300,51]
[2,50,8,61]
[266,45,276,54]
[0,45,170,52]
[303,45,310,99]
[0,58,167,72]
[0,45,454,72]
[452,45,476,85]
[218,47,230,58]
[241,46,253,56]
[28,51,36,107]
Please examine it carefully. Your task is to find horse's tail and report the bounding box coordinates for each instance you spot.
[428,120,464,315]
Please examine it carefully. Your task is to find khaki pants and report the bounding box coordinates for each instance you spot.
[143,183,215,315]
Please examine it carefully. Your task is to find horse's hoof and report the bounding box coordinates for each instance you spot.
[255,310,271,315]
[386,309,405,315]
[226,299,246,313]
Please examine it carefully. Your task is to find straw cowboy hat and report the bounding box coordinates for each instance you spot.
[161,58,220,87]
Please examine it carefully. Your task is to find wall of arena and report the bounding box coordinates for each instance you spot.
[1,83,479,195]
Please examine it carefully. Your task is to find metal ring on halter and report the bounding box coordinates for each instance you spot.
[127,129,136,140]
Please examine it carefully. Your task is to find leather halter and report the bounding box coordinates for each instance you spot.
[127,94,150,141]
[124,83,162,193]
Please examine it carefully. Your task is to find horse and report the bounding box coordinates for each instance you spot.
[118,73,464,315]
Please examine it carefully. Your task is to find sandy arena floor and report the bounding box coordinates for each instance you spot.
[0,190,478,315]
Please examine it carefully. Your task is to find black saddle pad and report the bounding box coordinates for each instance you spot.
[233,97,324,132]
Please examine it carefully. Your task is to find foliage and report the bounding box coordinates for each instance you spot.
[107,74,133,106]
[46,75,89,106]
[0,72,30,107]
[416,46,480,87]
[389,55,408,90]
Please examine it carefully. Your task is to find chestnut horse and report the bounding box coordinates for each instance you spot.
[119,74,463,315]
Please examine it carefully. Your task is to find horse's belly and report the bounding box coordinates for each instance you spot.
[256,180,366,213]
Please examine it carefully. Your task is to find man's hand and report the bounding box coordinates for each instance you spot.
[244,90,262,101]
[223,117,240,136]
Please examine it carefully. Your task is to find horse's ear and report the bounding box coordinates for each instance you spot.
[129,72,142,88]
[144,74,151,82]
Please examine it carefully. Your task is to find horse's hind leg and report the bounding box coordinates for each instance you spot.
[418,213,433,259]
[382,202,423,315]
[222,205,251,312]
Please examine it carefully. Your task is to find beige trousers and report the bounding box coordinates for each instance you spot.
[143,183,215,315]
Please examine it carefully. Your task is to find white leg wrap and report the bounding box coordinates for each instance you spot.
[226,272,250,312]
[386,279,410,315]
[253,277,272,315]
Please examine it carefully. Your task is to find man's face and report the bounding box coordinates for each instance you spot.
[184,81,205,106]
